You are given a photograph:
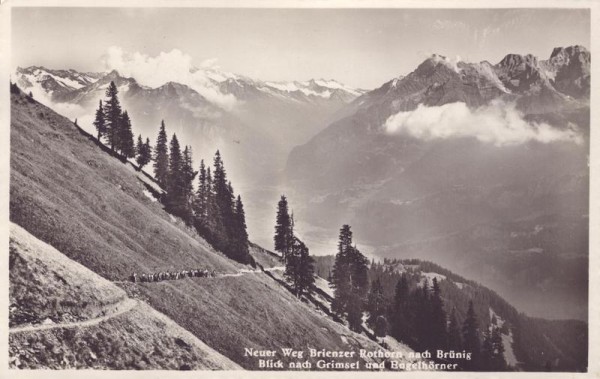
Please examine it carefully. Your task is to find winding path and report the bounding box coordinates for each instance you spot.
[10,267,286,334]
[9,298,138,334]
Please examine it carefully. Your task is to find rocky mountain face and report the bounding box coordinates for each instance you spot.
[285,46,590,320]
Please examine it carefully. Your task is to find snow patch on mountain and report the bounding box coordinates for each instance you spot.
[418,272,446,287]
[263,81,332,98]
[489,308,518,367]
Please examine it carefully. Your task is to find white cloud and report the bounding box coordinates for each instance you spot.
[200,58,220,69]
[384,101,583,146]
[102,47,237,110]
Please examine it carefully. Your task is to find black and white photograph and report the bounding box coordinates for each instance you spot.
[2,0,598,375]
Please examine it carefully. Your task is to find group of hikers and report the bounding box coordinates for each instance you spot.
[130,268,217,283]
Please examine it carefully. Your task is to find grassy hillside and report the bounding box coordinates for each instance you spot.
[9,91,414,369]
[9,222,240,369]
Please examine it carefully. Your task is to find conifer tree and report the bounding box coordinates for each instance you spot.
[329,227,369,330]
[284,233,300,294]
[210,151,228,245]
[205,167,218,235]
[165,133,185,217]
[462,300,481,370]
[153,120,169,187]
[390,275,411,343]
[366,278,386,327]
[430,277,448,350]
[232,195,250,263]
[480,329,494,370]
[331,225,353,317]
[181,146,197,224]
[447,307,463,352]
[118,111,135,158]
[274,195,292,262]
[374,315,389,342]
[414,279,432,350]
[93,100,106,141]
[295,238,315,297]
[103,81,122,151]
[143,138,152,168]
[491,327,507,370]
[136,135,145,168]
[346,245,369,332]
[193,159,208,231]
[135,134,152,170]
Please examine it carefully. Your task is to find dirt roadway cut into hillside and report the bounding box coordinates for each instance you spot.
[9,222,241,370]
[10,298,138,334]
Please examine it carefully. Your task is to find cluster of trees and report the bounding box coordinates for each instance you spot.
[135,135,152,170]
[91,84,251,264]
[384,275,507,370]
[330,225,370,331]
[149,121,252,264]
[326,251,510,370]
[273,196,315,297]
[192,151,251,264]
[364,264,507,370]
[93,81,135,157]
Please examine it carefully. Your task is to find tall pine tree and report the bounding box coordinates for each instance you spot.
[181,146,197,224]
[296,239,315,297]
[331,225,353,317]
[366,278,387,327]
[346,244,369,332]
[118,110,135,158]
[153,120,169,187]
[390,274,411,344]
[274,195,292,262]
[232,195,250,263]
[193,159,209,232]
[490,327,507,370]
[103,81,122,151]
[93,100,106,141]
[135,135,146,169]
[447,307,463,352]
[430,277,448,351]
[462,300,481,371]
[166,133,185,217]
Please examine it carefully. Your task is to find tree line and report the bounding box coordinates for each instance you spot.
[92,81,252,264]
[363,260,509,371]
[312,243,510,370]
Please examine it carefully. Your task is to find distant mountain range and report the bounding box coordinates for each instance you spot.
[285,46,590,320]
[14,65,365,188]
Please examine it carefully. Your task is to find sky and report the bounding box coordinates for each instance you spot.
[12,7,590,89]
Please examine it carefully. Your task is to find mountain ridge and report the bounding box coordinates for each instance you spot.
[284,45,589,321]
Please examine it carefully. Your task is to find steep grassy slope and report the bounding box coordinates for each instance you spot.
[9,91,412,369]
[9,222,240,369]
